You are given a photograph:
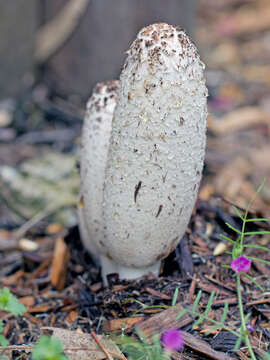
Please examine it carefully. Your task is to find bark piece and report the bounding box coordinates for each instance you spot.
[50,237,70,290]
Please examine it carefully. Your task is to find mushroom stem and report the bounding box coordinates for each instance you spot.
[100,255,161,283]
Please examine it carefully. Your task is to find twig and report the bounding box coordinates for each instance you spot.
[13,205,59,240]
[90,331,114,360]
[13,200,76,240]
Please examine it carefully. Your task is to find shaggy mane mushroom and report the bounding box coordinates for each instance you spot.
[79,23,208,283]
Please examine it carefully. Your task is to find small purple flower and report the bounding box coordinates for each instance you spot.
[247,324,255,332]
[231,256,251,273]
[161,328,184,351]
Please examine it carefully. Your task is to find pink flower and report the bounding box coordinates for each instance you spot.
[231,256,251,273]
[161,328,184,351]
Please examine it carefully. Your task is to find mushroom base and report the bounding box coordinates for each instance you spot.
[100,255,161,284]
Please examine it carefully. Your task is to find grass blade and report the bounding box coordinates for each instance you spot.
[204,291,215,317]
[221,301,229,324]
[171,288,179,306]
[243,178,266,222]
[205,324,222,336]
[256,178,267,195]
[192,290,202,312]
[176,309,188,320]
[244,312,251,324]
[221,264,231,269]
[233,333,243,351]
[193,316,204,329]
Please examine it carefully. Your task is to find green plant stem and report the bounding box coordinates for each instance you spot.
[236,274,256,360]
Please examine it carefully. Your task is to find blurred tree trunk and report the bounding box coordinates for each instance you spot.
[43,0,196,99]
[0,0,37,100]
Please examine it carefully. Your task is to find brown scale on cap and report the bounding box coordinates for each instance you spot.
[93,80,119,95]
[125,23,200,74]
[87,80,119,115]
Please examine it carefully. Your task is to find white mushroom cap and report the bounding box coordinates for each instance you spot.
[78,81,119,262]
[101,23,207,277]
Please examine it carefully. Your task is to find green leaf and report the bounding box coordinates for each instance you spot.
[246,256,270,266]
[171,288,179,306]
[241,273,265,292]
[0,334,9,347]
[192,292,216,329]
[244,231,270,236]
[192,290,202,313]
[0,320,8,347]
[232,206,244,220]
[221,264,231,269]
[221,302,229,324]
[32,336,68,360]
[175,309,188,320]
[244,312,251,324]
[245,218,269,223]
[205,324,222,336]
[255,178,267,195]
[243,244,269,251]
[225,222,242,235]
[118,338,145,360]
[204,291,215,318]
[233,333,243,351]
[193,316,204,329]
[243,179,267,223]
[135,328,150,344]
[0,288,26,316]
[124,299,146,308]
[220,234,235,244]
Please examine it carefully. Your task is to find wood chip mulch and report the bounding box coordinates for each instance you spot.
[0,197,269,359]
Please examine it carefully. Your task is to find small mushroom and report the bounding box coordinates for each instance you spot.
[78,80,119,263]
[80,23,208,282]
